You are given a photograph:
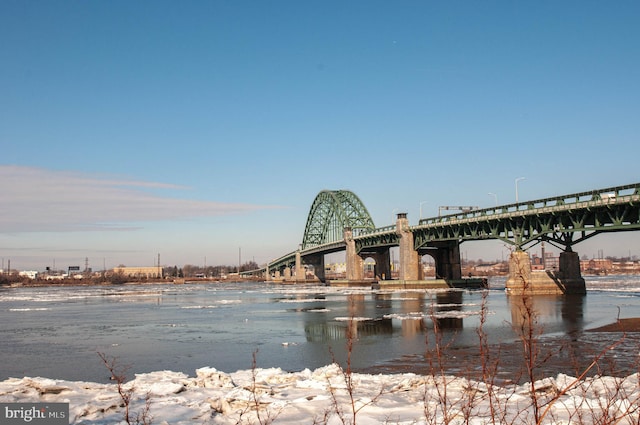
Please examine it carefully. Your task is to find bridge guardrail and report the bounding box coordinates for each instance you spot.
[417,183,640,227]
[414,195,640,229]
[265,183,640,273]
[358,225,396,236]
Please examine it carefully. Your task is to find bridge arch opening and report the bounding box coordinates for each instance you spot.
[362,256,378,280]
[301,190,375,250]
[418,253,437,279]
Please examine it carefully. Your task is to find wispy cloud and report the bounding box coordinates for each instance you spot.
[0,166,272,233]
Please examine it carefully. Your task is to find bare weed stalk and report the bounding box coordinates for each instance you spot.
[508,250,639,424]
[325,294,385,425]
[475,289,512,424]
[509,249,549,423]
[245,349,280,425]
[538,331,640,425]
[97,352,152,425]
[421,301,462,425]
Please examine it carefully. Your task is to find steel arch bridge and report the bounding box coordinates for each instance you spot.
[262,183,640,286]
[266,190,375,271]
[301,190,376,250]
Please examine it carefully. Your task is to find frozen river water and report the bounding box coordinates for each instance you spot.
[1,276,639,383]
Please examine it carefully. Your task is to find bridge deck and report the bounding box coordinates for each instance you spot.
[263,183,640,274]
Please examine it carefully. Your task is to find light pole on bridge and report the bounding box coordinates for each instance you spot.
[515,177,525,203]
[419,201,427,219]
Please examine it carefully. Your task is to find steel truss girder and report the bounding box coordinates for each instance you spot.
[265,183,640,276]
[301,190,375,250]
[355,231,400,254]
[413,190,640,251]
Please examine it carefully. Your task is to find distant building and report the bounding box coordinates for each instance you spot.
[545,252,559,271]
[528,252,560,271]
[581,258,613,274]
[113,266,163,278]
[614,260,640,273]
[473,263,502,274]
[326,262,347,274]
[531,254,544,270]
[19,270,39,279]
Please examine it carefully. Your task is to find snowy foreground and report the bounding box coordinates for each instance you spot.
[1,365,639,425]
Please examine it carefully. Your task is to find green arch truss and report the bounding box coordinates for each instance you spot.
[302,190,376,249]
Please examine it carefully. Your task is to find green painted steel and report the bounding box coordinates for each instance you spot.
[267,190,375,271]
[266,183,640,274]
[413,183,640,251]
[355,225,400,253]
[301,190,376,250]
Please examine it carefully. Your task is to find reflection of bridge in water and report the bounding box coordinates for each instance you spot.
[304,291,466,343]
[258,183,640,295]
[305,319,393,342]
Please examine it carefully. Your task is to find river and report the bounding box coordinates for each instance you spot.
[1,275,639,383]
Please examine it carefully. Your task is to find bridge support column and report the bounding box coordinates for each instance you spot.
[556,251,586,294]
[506,250,586,295]
[505,250,532,293]
[432,241,462,280]
[372,250,391,280]
[295,251,304,282]
[304,254,326,282]
[396,213,422,281]
[344,227,364,281]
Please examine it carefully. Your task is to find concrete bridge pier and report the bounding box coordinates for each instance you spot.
[396,213,422,281]
[430,241,462,280]
[371,250,392,280]
[295,251,304,281]
[283,267,292,280]
[344,227,364,280]
[506,250,586,295]
[555,251,587,294]
[304,253,326,282]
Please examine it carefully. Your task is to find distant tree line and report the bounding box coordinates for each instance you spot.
[580,254,638,262]
[163,261,260,278]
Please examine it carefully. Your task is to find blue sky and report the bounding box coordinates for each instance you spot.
[1,1,639,271]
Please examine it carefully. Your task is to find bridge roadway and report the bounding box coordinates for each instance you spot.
[259,183,640,294]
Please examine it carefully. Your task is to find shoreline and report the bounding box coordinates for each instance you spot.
[359,318,640,383]
[4,271,640,288]
[2,280,639,386]
[2,362,639,425]
[587,317,640,332]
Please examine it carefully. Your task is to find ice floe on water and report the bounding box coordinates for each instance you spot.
[8,307,50,312]
[1,365,639,424]
[215,299,243,305]
[334,316,375,322]
[277,298,328,303]
[181,305,219,309]
[384,309,493,321]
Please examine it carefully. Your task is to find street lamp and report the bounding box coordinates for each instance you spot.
[419,201,428,219]
[515,177,525,203]
[488,193,498,207]
[391,208,398,224]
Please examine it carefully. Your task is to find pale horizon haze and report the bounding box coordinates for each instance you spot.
[1,1,639,272]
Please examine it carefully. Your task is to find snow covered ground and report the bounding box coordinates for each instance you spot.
[1,364,638,424]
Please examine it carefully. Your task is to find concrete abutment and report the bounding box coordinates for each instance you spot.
[396,213,422,281]
[506,250,586,295]
[344,227,364,281]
